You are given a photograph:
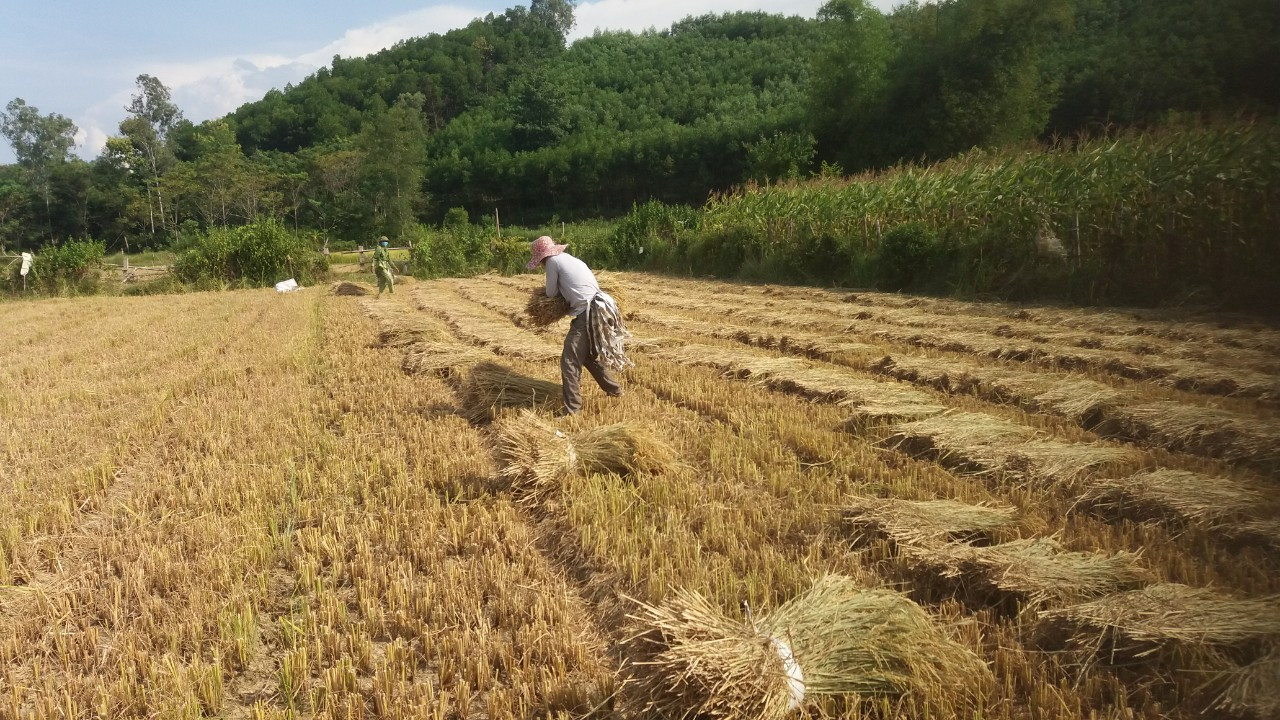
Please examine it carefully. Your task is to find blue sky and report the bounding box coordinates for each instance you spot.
[0,1,897,164]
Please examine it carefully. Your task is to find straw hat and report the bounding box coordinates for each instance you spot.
[527,235,567,270]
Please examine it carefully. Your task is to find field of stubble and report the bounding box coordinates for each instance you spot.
[2,272,1277,719]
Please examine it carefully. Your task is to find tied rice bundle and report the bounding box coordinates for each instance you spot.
[494,410,677,504]
[625,575,989,719]
[523,277,629,327]
[526,290,572,326]
[333,281,370,296]
[401,341,490,377]
[845,497,1019,546]
[461,362,561,423]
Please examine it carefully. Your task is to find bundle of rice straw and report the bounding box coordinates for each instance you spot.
[525,289,572,326]
[377,317,443,348]
[897,536,1149,607]
[1217,647,1280,720]
[494,410,677,504]
[1037,583,1280,652]
[333,281,370,296]
[844,497,1019,546]
[400,341,490,377]
[524,279,629,327]
[625,575,989,719]
[461,362,562,423]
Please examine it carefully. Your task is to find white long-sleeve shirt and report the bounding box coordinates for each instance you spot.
[544,253,599,317]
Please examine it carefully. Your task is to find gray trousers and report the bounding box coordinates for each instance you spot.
[562,313,622,414]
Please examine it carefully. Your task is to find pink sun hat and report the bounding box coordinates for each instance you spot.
[526,235,567,270]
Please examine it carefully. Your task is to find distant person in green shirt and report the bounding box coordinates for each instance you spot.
[372,237,395,295]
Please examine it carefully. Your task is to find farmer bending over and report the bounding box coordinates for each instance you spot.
[373,237,395,295]
[528,236,630,415]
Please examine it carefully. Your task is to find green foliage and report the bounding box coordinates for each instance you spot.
[4,237,105,295]
[173,219,327,286]
[408,224,474,279]
[876,222,944,291]
[610,200,699,270]
[744,132,817,184]
[2,1,1278,309]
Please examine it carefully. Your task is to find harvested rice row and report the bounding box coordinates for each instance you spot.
[626,307,880,361]
[474,393,996,716]
[464,279,1280,716]
[887,412,1143,489]
[652,342,947,426]
[619,271,1280,355]
[411,287,561,361]
[468,274,1275,583]
[874,355,1280,473]
[845,498,1150,608]
[1078,469,1280,548]
[476,272,1280,712]
[885,412,1280,548]
[621,278,1280,402]
[699,287,1280,375]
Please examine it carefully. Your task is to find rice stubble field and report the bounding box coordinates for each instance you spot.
[1,272,1278,719]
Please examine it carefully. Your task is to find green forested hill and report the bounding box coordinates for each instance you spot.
[424,13,820,217]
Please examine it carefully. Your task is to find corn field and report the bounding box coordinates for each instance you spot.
[1,273,1278,719]
[692,122,1280,308]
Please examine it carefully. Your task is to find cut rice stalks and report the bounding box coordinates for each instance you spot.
[1075,469,1271,529]
[333,280,371,296]
[897,536,1150,607]
[844,497,1019,546]
[461,362,561,423]
[624,575,989,720]
[523,278,630,327]
[494,410,678,504]
[655,344,945,426]
[887,412,1141,488]
[1103,401,1280,473]
[1038,584,1280,655]
[1217,647,1280,720]
[400,340,491,378]
[377,318,445,348]
[872,355,1123,423]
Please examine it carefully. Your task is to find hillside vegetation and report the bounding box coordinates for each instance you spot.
[1,0,1277,306]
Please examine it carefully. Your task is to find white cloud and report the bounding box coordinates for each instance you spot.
[298,5,479,66]
[74,124,110,158]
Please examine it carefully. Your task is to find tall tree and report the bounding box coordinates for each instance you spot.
[530,0,576,41]
[358,93,428,239]
[0,98,78,240]
[121,75,183,235]
[807,0,893,167]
